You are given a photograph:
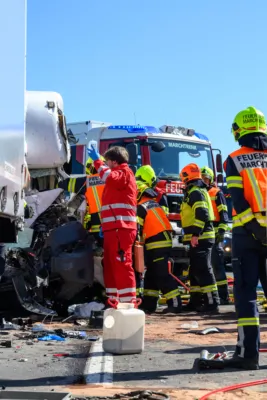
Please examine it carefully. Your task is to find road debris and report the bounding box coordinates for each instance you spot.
[195,327,224,335]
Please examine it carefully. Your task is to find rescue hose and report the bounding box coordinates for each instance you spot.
[167,260,190,292]
[198,378,267,400]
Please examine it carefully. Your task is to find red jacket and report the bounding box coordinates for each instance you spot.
[94,160,137,232]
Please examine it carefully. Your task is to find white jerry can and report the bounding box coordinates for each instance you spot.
[103,303,145,355]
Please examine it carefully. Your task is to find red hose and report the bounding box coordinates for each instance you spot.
[199,378,267,400]
[167,261,190,292]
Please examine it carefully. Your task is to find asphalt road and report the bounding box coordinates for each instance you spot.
[112,339,267,390]
[0,335,91,392]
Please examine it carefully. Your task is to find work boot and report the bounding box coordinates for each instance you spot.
[224,355,259,370]
[196,303,219,313]
[139,296,157,314]
[183,293,203,312]
[161,305,182,314]
[220,298,231,305]
[183,302,197,312]
[162,296,182,314]
[198,290,220,313]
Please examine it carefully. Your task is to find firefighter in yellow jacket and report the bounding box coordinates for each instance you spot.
[136,181,181,314]
[58,156,105,245]
[180,163,219,313]
[201,166,230,304]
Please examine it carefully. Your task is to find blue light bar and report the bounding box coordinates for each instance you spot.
[194,132,209,141]
[108,125,159,134]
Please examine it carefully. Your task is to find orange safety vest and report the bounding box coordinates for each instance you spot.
[228,147,267,213]
[138,196,172,241]
[85,174,105,215]
[208,186,220,222]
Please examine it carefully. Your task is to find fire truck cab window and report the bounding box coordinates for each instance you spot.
[149,139,213,179]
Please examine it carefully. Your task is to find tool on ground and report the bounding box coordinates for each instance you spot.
[197,349,235,369]
[71,390,170,400]
[196,327,223,335]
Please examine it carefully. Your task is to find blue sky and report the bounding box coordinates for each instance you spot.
[27,0,267,161]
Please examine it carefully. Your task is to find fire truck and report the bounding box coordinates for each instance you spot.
[66,122,224,273]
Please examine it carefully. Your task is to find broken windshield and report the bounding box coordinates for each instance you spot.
[149,138,213,180]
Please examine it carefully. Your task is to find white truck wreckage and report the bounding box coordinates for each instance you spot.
[0,15,102,318]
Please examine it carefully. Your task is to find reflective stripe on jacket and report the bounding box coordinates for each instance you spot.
[94,160,137,231]
[84,174,105,233]
[225,147,267,231]
[137,196,172,241]
[181,185,215,244]
[208,186,228,232]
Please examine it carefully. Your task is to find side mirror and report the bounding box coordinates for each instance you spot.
[216,153,223,173]
[126,143,138,165]
[151,141,165,153]
[217,173,224,184]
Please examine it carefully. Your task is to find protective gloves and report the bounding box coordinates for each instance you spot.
[99,226,104,238]
[87,145,100,161]
[245,219,267,246]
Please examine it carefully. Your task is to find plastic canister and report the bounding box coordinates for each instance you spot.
[102,303,145,354]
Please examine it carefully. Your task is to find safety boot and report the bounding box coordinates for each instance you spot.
[197,291,220,313]
[162,296,182,314]
[220,298,231,305]
[224,355,259,370]
[139,296,157,314]
[183,293,203,312]
[196,304,220,313]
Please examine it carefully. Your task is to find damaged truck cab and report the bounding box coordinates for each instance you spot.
[0,0,27,243]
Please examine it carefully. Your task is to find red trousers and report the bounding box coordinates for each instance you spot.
[103,228,136,302]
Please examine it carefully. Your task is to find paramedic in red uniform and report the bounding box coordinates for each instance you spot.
[88,145,137,304]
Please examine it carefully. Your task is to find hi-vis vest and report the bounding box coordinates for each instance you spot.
[138,197,172,241]
[181,187,214,241]
[227,147,267,229]
[208,186,220,222]
[85,174,105,232]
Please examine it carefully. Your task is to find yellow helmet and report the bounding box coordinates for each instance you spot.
[201,166,214,183]
[135,165,156,188]
[86,155,105,175]
[232,106,267,141]
[136,181,149,201]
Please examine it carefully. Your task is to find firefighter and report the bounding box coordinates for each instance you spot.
[135,165,169,214]
[180,163,220,313]
[201,166,230,304]
[24,199,34,219]
[136,181,181,314]
[223,106,267,370]
[58,156,105,246]
[134,166,169,298]
[88,145,137,304]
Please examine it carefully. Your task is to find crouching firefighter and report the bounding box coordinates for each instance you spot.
[180,163,220,313]
[58,156,105,246]
[223,106,267,370]
[136,181,181,314]
[201,166,230,304]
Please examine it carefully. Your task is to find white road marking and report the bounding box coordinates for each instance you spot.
[84,338,113,386]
